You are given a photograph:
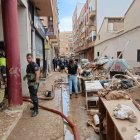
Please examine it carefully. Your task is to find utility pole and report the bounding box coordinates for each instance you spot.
[1,0,23,106]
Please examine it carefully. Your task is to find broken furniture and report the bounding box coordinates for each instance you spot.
[133,67,140,75]
[78,76,92,96]
[85,81,103,109]
[87,119,99,133]
[99,97,140,140]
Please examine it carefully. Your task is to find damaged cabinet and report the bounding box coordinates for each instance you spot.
[99,98,140,140]
[85,81,103,109]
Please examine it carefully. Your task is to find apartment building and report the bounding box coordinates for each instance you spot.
[73,0,97,61]
[40,0,59,74]
[72,3,85,57]
[0,0,59,95]
[59,31,73,57]
[94,0,140,67]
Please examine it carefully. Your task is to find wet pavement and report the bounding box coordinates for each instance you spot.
[61,76,99,140]
[8,72,64,140]
[7,72,100,140]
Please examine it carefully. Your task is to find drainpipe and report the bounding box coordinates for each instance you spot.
[1,0,23,106]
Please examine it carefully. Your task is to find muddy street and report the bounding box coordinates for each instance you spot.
[7,72,99,140]
[61,83,99,140]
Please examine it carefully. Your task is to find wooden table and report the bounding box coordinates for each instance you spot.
[85,81,103,109]
[99,98,140,140]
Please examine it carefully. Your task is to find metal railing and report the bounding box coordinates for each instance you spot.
[34,15,45,37]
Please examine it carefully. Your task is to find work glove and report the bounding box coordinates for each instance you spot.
[34,82,39,90]
[23,75,27,81]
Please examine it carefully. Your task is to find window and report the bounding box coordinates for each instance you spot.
[97,52,100,57]
[117,51,123,59]
[137,50,140,62]
[108,23,114,32]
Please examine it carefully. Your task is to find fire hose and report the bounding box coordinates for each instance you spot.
[23,97,79,140]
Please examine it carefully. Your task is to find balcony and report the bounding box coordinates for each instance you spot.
[88,25,96,33]
[86,34,96,43]
[79,41,84,47]
[34,15,45,37]
[31,0,53,16]
[89,10,96,21]
[46,18,57,39]
[46,29,54,36]
[86,36,92,43]
[81,27,86,33]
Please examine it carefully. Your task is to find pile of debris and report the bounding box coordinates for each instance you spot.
[99,90,130,100]
[88,57,140,101]
[87,110,100,133]
[84,58,140,139]
[113,104,137,123]
[54,77,68,89]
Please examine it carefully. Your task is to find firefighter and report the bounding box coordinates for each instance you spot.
[0,53,6,84]
[23,53,40,117]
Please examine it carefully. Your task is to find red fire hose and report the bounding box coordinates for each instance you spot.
[23,97,79,140]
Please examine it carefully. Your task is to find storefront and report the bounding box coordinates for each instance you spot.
[35,33,44,68]
[33,7,46,77]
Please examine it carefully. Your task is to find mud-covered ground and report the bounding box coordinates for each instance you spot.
[8,72,64,140]
[61,83,99,140]
[8,72,100,140]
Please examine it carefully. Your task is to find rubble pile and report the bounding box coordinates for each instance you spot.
[99,90,130,100]
[82,58,140,139]
[54,77,66,83]
[84,63,95,69]
[87,110,100,133]
[113,104,137,123]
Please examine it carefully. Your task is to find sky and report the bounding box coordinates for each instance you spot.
[58,0,133,32]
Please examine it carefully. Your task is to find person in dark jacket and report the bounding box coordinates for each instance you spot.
[64,59,68,68]
[52,57,57,71]
[60,58,65,73]
[23,53,40,117]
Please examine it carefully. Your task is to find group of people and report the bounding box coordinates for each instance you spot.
[52,57,68,72]
[24,54,80,117]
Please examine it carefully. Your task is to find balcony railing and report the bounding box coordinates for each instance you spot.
[89,10,96,20]
[45,19,57,39]
[34,15,45,37]
[46,29,54,36]
[89,26,96,33]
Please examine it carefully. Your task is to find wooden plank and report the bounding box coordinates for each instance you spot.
[101,98,140,140]
[107,112,115,140]
[87,96,99,101]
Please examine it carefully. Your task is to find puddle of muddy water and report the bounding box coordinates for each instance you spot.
[61,83,100,140]
[61,85,74,140]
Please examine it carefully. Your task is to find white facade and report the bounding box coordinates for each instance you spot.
[124,0,140,31]
[72,3,84,36]
[0,1,32,95]
[18,2,32,95]
[94,0,140,67]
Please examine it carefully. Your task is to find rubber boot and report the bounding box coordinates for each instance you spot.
[31,110,39,117]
